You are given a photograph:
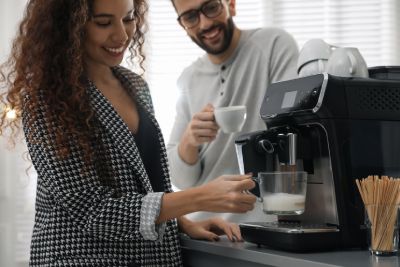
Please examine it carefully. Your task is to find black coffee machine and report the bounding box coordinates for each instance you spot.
[235,68,400,251]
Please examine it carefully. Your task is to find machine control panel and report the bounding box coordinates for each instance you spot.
[260,74,326,119]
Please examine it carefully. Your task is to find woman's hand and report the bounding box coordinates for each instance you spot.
[197,174,256,213]
[179,216,242,242]
[157,174,256,223]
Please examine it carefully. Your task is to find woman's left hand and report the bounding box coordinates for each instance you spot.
[179,216,242,242]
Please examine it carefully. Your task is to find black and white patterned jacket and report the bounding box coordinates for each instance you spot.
[23,66,183,266]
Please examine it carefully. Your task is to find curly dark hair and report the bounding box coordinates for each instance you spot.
[0,0,148,161]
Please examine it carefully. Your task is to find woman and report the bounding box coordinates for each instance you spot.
[0,0,256,266]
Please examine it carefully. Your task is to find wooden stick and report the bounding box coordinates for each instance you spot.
[355,176,400,252]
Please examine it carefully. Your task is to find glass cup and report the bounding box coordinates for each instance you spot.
[369,253,399,267]
[255,171,307,215]
[365,204,400,256]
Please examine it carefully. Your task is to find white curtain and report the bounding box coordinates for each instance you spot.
[266,0,400,67]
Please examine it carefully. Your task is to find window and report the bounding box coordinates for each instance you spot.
[146,0,400,140]
[267,0,400,67]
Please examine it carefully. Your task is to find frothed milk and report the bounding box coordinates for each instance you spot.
[262,193,306,213]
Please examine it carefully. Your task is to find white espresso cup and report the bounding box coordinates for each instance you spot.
[214,106,246,134]
[297,39,333,77]
[326,47,369,78]
[298,59,329,77]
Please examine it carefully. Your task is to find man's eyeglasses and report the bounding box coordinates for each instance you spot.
[177,0,224,29]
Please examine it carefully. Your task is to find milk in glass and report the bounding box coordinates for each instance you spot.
[263,192,306,214]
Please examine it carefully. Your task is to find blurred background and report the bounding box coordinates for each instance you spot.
[1,0,399,266]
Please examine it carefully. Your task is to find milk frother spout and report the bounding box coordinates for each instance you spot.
[277,132,297,171]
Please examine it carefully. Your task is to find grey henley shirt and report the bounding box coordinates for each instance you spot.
[167,27,299,222]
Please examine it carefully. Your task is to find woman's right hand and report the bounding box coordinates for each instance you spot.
[156,174,256,223]
[196,174,256,213]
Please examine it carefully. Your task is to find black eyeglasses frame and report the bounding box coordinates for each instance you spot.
[177,0,224,29]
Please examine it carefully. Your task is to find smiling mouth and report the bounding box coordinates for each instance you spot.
[104,46,125,54]
[201,26,222,40]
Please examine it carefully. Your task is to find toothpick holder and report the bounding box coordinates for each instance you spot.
[365,204,400,256]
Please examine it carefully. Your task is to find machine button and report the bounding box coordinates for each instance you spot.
[311,88,320,97]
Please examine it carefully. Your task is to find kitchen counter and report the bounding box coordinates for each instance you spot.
[180,234,399,267]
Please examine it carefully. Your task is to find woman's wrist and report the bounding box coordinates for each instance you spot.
[188,185,206,212]
[157,187,204,223]
[177,216,194,233]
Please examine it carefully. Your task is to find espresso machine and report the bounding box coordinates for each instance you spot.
[235,69,400,251]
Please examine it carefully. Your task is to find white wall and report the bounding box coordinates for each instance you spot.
[1,1,34,267]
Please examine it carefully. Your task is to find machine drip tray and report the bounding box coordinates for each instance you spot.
[241,221,339,233]
[239,222,341,252]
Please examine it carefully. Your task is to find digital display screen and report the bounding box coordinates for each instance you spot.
[281,91,297,109]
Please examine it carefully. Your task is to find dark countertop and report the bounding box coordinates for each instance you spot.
[180,234,400,267]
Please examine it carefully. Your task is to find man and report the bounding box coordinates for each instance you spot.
[167,0,299,222]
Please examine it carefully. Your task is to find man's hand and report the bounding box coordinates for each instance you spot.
[182,103,219,147]
[178,104,219,164]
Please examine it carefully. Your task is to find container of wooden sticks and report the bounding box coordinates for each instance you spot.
[356,175,400,256]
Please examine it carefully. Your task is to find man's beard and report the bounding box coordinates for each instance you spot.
[190,17,235,55]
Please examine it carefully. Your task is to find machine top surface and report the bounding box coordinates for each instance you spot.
[260,73,400,123]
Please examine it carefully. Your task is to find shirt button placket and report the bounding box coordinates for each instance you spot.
[220,65,226,96]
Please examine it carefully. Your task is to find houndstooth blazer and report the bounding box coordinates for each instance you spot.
[23,66,183,266]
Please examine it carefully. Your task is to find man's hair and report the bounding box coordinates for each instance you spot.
[170,0,228,10]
